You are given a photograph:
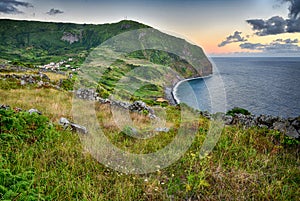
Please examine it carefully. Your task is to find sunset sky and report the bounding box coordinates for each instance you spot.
[0,0,299,56]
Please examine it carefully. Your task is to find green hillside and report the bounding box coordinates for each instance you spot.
[0,19,149,64]
[0,19,212,104]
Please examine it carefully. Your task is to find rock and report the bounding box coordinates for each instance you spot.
[154,127,170,132]
[37,81,44,87]
[258,124,269,129]
[285,126,300,139]
[14,107,22,112]
[256,115,279,128]
[27,75,35,84]
[76,88,97,101]
[128,101,154,115]
[70,123,88,134]
[59,117,88,134]
[148,113,157,119]
[231,114,256,128]
[273,121,288,133]
[291,117,300,130]
[97,97,110,104]
[223,115,233,125]
[20,80,26,85]
[39,72,50,81]
[28,108,42,115]
[0,104,10,110]
[201,111,211,119]
[287,117,295,123]
[59,117,70,128]
[129,101,146,112]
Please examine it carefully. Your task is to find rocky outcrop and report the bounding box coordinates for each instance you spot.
[61,32,82,44]
[217,113,300,139]
[75,88,156,119]
[0,72,50,84]
[76,88,98,101]
[0,104,10,110]
[0,72,62,89]
[28,108,42,115]
[58,117,88,134]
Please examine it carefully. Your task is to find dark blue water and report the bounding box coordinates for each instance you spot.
[175,57,300,117]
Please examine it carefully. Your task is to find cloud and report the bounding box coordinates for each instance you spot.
[240,43,264,50]
[283,0,300,19]
[247,0,300,35]
[286,18,300,32]
[0,0,33,14]
[218,31,247,47]
[240,38,300,54]
[246,16,287,36]
[47,8,64,16]
[275,38,299,43]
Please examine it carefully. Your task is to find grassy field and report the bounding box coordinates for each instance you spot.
[0,87,299,200]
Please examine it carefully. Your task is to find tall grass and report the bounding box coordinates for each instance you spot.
[0,88,299,200]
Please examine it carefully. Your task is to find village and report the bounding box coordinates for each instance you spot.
[37,57,81,72]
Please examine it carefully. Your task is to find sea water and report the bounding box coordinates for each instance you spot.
[174,57,300,117]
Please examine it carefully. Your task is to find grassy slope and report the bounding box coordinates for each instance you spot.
[0,19,212,104]
[0,88,299,200]
[0,19,149,64]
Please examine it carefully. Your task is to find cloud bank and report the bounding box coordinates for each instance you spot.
[0,0,33,14]
[247,0,300,35]
[218,0,300,56]
[47,8,64,16]
[240,38,300,54]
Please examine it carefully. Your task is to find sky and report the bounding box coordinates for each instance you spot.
[0,0,300,57]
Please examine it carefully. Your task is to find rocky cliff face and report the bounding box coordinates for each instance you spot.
[61,32,82,44]
[200,57,213,76]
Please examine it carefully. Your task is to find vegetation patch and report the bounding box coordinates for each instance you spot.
[227,107,251,116]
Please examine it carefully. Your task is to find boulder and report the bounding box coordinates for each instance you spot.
[285,126,300,139]
[128,101,154,115]
[291,117,300,130]
[37,81,44,87]
[59,117,88,134]
[256,115,279,128]
[20,80,26,85]
[230,114,256,128]
[28,108,42,115]
[59,117,70,128]
[201,111,211,119]
[76,88,97,101]
[0,104,10,110]
[39,72,50,81]
[223,115,233,125]
[273,121,288,133]
[148,113,157,119]
[70,123,88,135]
[154,127,170,132]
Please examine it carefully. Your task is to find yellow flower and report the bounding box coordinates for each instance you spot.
[186,184,192,192]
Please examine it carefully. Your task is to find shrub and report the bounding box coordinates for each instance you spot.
[60,78,75,91]
[226,107,251,116]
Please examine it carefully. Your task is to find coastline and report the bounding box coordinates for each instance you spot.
[169,74,213,105]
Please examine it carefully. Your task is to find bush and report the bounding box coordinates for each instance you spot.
[60,78,75,91]
[0,108,54,200]
[226,107,251,116]
[0,108,52,143]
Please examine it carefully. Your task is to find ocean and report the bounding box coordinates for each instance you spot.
[174,57,300,118]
